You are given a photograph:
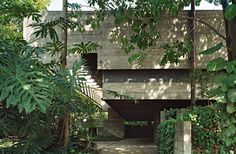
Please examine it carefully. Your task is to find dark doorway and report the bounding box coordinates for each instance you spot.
[124,121,153,138]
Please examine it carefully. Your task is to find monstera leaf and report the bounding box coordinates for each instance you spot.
[0,54,53,113]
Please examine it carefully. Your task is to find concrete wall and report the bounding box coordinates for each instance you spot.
[174,121,192,154]
[101,119,124,139]
[97,11,226,69]
[102,70,206,100]
[23,11,225,100]
[24,11,227,70]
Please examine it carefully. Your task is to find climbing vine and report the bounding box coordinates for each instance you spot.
[156,106,231,154]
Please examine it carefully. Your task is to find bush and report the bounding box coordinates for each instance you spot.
[179,106,231,153]
[155,118,176,154]
[155,106,231,154]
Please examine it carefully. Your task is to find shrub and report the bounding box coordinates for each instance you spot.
[155,106,231,154]
[155,118,176,154]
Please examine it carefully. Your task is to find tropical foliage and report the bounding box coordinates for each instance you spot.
[0,1,101,153]
[156,106,231,154]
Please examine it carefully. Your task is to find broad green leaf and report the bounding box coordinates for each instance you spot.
[227,74,236,87]
[200,42,223,55]
[207,57,226,72]
[6,95,18,108]
[128,53,141,64]
[38,101,47,113]
[220,84,228,92]
[225,4,236,20]
[214,72,227,83]
[226,63,235,73]
[0,54,52,113]
[227,89,236,102]
[226,103,236,114]
[0,89,10,102]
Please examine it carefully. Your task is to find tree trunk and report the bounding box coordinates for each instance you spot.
[189,0,196,106]
[57,0,70,149]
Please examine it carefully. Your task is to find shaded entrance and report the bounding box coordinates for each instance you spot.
[105,99,208,139]
[125,125,153,138]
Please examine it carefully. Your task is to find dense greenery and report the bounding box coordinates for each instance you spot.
[1,0,236,152]
[156,106,231,154]
[0,1,102,153]
[156,119,175,154]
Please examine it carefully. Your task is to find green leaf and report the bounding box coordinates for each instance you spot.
[128,53,141,64]
[6,95,18,107]
[209,88,221,97]
[226,103,236,114]
[227,89,236,103]
[226,63,235,73]
[0,89,10,102]
[214,72,227,83]
[200,42,223,55]
[225,4,236,20]
[207,57,226,72]
[227,74,236,87]
[220,84,228,92]
[0,54,52,113]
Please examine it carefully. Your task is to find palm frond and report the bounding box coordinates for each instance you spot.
[69,42,101,54]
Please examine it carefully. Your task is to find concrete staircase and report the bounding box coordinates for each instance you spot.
[78,66,103,106]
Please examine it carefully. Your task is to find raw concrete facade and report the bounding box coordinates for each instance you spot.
[24,10,226,139]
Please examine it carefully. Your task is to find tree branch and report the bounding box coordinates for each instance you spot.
[177,15,227,40]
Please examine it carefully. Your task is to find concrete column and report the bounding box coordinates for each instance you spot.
[174,121,192,154]
[160,110,167,122]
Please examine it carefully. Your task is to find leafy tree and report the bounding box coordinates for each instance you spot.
[88,0,236,150]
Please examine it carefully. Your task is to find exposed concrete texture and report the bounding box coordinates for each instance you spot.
[160,111,167,122]
[24,11,227,70]
[23,11,226,100]
[174,121,192,154]
[102,119,124,139]
[97,138,157,154]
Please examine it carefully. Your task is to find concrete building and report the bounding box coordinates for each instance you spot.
[24,10,226,139]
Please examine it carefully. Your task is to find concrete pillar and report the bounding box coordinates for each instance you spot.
[174,121,192,154]
[160,110,167,122]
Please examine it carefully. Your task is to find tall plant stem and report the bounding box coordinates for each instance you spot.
[58,0,70,149]
[189,0,196,106]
